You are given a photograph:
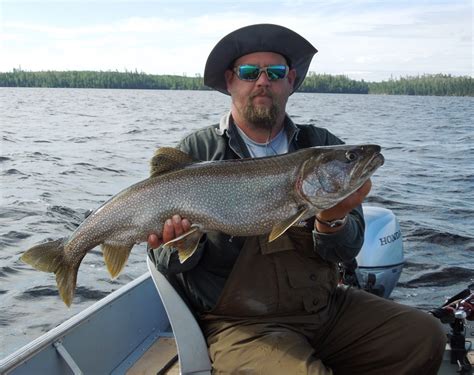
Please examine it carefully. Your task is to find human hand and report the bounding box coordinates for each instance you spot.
[315,179,372,233]
[148,215,191,249]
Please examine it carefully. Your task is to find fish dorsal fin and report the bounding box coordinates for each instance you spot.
[269,207,309,242]
[150,147,195,177]
[102,243,133,278]
[163,226,203,264]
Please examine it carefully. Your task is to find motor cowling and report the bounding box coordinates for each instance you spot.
[355,206,405,298]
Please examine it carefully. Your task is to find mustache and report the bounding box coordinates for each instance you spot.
[249,89,273,100]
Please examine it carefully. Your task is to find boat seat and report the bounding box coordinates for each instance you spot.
[147,256,212,375]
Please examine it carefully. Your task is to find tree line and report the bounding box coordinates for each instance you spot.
[368,74,472,96]
[300,72,369,94]
[0,69,471,96]
[0,69,204,90]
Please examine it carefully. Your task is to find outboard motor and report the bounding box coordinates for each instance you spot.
[353,206,405,298]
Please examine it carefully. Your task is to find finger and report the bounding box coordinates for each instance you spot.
[172,214,185,237]
[182,218,191,232]
[342,181,369,208]
[148,233,163,249]
[162,218,175,243]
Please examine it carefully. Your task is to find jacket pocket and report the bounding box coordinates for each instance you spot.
[258,233,295,255]
[271,253,330,314]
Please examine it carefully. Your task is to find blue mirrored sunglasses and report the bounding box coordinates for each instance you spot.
[233,64,289,81]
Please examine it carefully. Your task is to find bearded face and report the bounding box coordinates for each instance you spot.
[225,52,296,133]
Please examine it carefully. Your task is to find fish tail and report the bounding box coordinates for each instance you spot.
[21,238,78,307]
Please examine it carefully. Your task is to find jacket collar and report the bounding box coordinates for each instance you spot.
[216,111,301,158]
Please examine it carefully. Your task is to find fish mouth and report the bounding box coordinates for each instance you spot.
[351,148,384,186]
[369,151,385,169]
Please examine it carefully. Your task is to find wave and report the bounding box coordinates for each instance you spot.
[76,113,97,118]
[405,226,473,247]
[18,286,58,298]
[46,205,85,227]
[448,207,474,216]
[94,166,127,173]
[364,196,402,207]
[74,162,95,167]
[75,286,110,301]
[124,129,145,135]
[71,162,126,174]
[0,266,20,278]
[18,285,109,301]
[0,310,20,327]
[402,261,437,272]
[27,151,62,160]
[59,170,79,175]
[67,136,98,143]
[0,231,32,247]
[398,266,474,288]
[0,207,40,220]
[1,169,28,176]
[2,136,17,143]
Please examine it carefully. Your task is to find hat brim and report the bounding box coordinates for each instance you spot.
[204,23,317,95]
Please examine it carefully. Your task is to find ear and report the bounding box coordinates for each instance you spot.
[224,69,234,93]
[287,68,297,88]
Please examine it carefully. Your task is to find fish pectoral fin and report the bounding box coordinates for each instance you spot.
[102,243,133,279]
[150,147,197,177]
[269,208,309,242]
[163,227,203,264]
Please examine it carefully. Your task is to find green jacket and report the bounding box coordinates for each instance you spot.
[150,113,365,313]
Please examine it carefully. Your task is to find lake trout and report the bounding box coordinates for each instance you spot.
[21,145,384,306]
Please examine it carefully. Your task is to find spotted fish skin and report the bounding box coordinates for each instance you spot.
[21,144,384,306]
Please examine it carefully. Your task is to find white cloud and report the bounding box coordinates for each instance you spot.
[1,1,472,81]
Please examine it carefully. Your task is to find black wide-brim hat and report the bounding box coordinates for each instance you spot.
[204,23,317,95]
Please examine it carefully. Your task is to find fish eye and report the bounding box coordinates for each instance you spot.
[345,151,358,162]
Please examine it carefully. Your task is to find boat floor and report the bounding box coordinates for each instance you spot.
[127,337,179,375]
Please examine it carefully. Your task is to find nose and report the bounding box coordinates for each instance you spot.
[255,70,271,87]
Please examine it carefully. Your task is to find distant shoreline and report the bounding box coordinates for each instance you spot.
[0,70,472,96]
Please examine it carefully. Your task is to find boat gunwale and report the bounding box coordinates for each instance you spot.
[0,272,152,373]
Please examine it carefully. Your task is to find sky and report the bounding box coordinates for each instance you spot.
[0,0,472,82]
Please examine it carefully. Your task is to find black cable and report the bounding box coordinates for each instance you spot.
[156,354,179,375]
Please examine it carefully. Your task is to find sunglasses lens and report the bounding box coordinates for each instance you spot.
[266,65,288,80]
[235,65,288,81]
[238,65,260,80]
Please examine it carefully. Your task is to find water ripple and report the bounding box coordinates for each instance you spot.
[398,266,474,288]
[1,88,472,358]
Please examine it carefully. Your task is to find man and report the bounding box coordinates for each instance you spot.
[148,24,445,374]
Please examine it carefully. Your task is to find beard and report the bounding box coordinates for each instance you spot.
[242,90,281,130]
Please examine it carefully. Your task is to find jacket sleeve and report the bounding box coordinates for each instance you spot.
[312,205,365,262]
[148,238,207,275]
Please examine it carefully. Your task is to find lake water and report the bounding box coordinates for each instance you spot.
[1,88,473,359]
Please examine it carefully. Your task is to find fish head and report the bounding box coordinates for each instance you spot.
[297,145,384,210]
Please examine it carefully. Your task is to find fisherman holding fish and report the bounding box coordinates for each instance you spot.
[147,24,445,374]
[21,24,446,374]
